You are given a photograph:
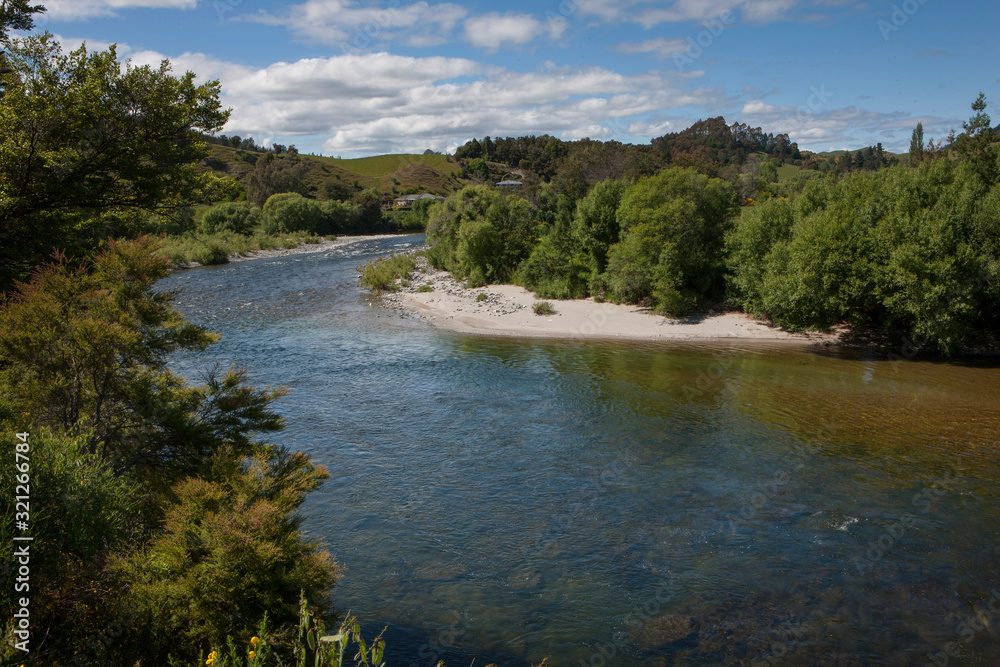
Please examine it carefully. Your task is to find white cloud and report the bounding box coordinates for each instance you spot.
[42,0,197,21]
[144,49,727,155]
[617,37,690,57]
[574,0,810,27]
[462,12,545,50]
[53,34,127,54]
[242,0,467,50]
[741,99,776,113]
[739,100,949,152]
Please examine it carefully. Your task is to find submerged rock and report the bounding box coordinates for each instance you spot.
[628,614,697,650]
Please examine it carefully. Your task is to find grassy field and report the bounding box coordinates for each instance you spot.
[322,153,458,177]
[775,163,802,181]
[200,145,464,200]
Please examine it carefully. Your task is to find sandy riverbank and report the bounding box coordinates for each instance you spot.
[382,259,840,344]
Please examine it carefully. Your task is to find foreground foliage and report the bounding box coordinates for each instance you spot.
[0,240,339,665]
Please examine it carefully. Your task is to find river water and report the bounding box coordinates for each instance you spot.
[165,234,1000,667]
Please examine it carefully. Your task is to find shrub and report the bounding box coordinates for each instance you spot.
[426,186,537,283]
[112,449,340,662]
[358,253,417,293]
[533,301,556,315]
[0,427,142,665]
[262,193,324,234]
[416,284,434,293]
[193,240,231,265]
[475,292,487,302]
[319,200,354,235]
[202,202,263,235]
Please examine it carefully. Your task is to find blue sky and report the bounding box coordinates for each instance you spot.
[27,0,1000,157]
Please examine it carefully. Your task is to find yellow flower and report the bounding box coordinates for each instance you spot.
[249,650,257,659]
[251,636,261,647]
[206,651,217,665]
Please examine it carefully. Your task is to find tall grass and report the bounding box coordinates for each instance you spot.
[182,594,549,667]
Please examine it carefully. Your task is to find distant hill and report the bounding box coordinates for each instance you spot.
[198,144,464,201]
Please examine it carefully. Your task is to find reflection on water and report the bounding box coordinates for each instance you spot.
[166,235,1000,667]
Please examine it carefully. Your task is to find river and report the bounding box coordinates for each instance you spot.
[165,234,1000,667]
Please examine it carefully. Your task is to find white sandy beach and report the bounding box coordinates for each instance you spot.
[383,259,839,344]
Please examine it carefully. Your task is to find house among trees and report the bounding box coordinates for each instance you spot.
[394,193,445,208]
[495,180,523,189]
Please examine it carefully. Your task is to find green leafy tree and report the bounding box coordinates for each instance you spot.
[726,161,995,353]
[953,93,997,183]
[245,153,311,207]
[603,168,737,314]
[0,35,230,289]
[0,238,284,479]
[0,0,44,44]
[1,238,339,663]
[573,178,627,274]
[201,201,263,235]
[112,448,339,661]
[725,197,797,315]
[464,157,490,182]
[320,199,355,234]
[426,185,536,284]
[352,187,385,233]
[0,427,143,665]
[262,193,324,234]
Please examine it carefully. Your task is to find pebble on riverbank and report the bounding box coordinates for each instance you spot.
[380,255,527,318]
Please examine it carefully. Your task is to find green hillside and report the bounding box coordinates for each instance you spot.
[200,145,464,200]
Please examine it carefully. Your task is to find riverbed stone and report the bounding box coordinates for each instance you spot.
[628,614,697,649]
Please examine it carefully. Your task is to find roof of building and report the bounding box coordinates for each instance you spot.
[395,193,446,202]
[496,180,523,186]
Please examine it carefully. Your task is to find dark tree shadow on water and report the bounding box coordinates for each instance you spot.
[367,622,531,667]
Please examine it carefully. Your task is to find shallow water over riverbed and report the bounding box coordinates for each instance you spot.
[166,235,1000,667]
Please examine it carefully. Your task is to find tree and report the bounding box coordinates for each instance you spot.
[953,93,996,183]
[201,201,262,235]
[261,192,323,234]
[426,185,536,283]
[0,36,230,290]
[0,238,340,663]
[603,168,737,314]
[352,187,385,233]
[573,178,627,273]
[0,238,289,478]
[0,0,44,44]
[113,449,339,660]
[910,122,925,165]
[245,152,311,207]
